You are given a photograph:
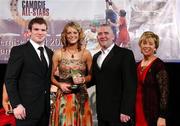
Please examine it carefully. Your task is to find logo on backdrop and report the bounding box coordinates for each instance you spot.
[22,0,49,16]
[10,0,50,27]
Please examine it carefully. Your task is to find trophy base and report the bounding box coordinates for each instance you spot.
[70,84,80,90]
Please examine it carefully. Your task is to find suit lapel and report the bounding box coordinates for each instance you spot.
[94,51,102,70]
[101,45,116,69]
[26,42,46,74]
[44,46,52,73]
[45,46,52,65]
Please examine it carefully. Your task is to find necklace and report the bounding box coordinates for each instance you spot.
[142,56,157,67]
[141,60,150,67]
[71,54,74,58]
[67,48,77,58]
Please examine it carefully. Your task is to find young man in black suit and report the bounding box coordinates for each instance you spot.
[91,24,137,126]
[5,17,53,126]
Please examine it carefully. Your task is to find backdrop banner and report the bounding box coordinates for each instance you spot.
[0,0,180,63]
[0,0,179,125]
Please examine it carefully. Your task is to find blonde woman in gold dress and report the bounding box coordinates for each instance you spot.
[50,21,93,126]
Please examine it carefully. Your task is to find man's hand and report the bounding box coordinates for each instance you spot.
[157,117,166,126]
[120,113,131,123]
[13,104,26,120]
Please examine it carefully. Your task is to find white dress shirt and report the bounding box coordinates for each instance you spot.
[30,39,49,66]
[97,43,115,68]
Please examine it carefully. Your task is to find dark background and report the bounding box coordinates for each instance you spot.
[0,63,180,126]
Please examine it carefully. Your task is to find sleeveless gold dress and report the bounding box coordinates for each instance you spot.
[50,50,93,126]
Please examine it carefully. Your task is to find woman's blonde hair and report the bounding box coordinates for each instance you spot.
[138,31,159,49]
[60,21,84,51]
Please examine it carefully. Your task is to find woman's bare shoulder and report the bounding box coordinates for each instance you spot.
[83,49,92,59]
[53,48,64,58]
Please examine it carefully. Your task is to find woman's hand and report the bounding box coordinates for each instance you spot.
[73,76,85,84]
[59,83,71,93]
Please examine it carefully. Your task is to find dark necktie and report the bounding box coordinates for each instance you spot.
[38,47,48,72]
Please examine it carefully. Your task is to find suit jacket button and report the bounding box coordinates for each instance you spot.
[45,91,47,94]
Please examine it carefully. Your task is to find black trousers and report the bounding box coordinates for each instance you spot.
[98,119,121,126]
[98,119,134,126]
[16,112,49,126]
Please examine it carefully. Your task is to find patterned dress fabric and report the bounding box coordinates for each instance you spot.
[50,53,93,126]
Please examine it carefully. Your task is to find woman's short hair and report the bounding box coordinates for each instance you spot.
[138,31,159,49]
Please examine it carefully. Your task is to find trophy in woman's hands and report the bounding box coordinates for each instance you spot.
[70,69,82,90]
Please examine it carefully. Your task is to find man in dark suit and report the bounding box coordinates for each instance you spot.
[91,23,137,126]
[5,17,53,126]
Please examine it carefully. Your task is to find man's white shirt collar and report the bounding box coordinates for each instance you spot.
[29,39,49,65]
[101,43,115,54]
[97,43,115,68]
[30,39,45,50]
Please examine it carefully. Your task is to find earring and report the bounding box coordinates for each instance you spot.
[154,49,156,54]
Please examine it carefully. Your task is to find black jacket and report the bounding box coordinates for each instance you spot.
[5,41,53,119]
[91,45,137,122]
